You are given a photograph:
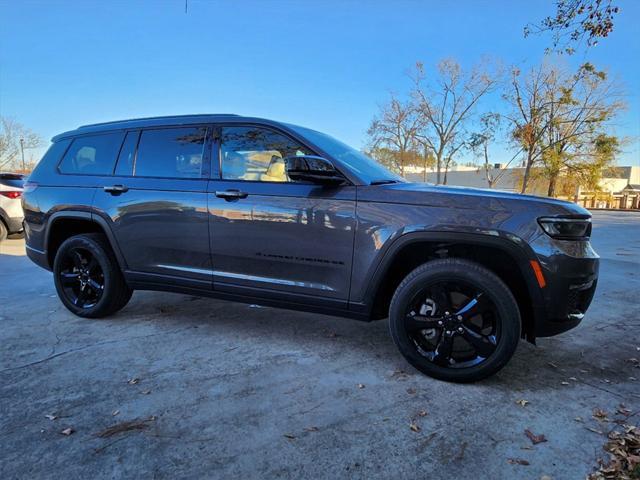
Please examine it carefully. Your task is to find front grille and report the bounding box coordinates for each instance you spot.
[567,280,597,315]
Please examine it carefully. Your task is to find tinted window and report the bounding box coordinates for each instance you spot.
[58,133,124,175]
[135,127,206,178]
[220,126,313,182]
[114,131,139,176]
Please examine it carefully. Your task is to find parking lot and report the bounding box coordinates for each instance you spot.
[0,210,638,479]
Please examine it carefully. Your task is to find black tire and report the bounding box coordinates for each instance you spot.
[0,221,7,243]
[389,258,521,383]
[53,233,132,318]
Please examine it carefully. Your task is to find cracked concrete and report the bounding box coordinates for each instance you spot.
[0,211,638,479]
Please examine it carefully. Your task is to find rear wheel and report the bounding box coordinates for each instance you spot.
[53,233,132,318]
[389,258,520,383]
[0,221,7,242]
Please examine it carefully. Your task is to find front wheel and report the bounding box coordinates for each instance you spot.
[389,258,521,383]
[53,233,132,318]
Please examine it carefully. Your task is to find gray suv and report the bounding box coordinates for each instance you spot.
[23,115,599,382]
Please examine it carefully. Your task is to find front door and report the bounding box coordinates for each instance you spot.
[208,125,356,303]
[94,126,212,288]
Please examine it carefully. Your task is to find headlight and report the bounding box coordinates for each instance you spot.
[538,217,592,240]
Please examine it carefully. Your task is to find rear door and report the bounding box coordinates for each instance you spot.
[207,125,356,304]
[93,125,212,288]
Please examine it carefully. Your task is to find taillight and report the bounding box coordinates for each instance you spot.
[0,191,22,199]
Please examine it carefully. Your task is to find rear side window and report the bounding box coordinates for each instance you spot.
[134,127,206,179]
[58,133,124,175]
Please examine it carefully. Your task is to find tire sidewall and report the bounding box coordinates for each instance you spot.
[53,235,116,317]
[389,261,521,382]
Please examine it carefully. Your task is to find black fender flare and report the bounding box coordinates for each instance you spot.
[361,230,546,337]
[44,210,128,271]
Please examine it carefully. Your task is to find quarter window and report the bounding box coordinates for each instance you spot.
[135,127,206,179]
[220,126,313,182]
[58,133,124,175]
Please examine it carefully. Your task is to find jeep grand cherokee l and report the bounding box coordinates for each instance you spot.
[22,115,599,382]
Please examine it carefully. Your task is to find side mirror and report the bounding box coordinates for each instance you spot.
[284,155,345,186]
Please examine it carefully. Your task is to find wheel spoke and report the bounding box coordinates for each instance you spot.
[460,325,497,358]
[405,314,442,332]
[74,288,88,306]
[455,293,491,319]
[71,250,84,270]
[430,284,453,314]
[87,278,103,292]
[86,256,99,273]
[431,333,454,366]
[60,272,80,286]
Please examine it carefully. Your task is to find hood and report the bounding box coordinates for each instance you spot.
[357,182,590,217]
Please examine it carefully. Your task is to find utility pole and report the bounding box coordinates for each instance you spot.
[20,137,25,171]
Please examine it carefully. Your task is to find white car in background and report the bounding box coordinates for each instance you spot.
[0,173,25,242]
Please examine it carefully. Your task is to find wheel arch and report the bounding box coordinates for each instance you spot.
[45,211,127,271]
[361,231,546,342]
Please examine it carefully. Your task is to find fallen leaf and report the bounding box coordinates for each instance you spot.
[616,405,631,417]
[409,423,421,433]
[406,387,416,395]
[574,416,584,423]
[357,383,365,389]
[304,426,319,432]
[60,427,74,436]
[516,399,529,407]
[391,369,411,380]
[569,377,578,381]
[561,381,570,385]
[547,362,559,369]
[96,417,155,438]
[593,408,609,421]
[507,458,530,466]
[284,433,296,439]
[418,410,428,417]
[127,378,140,385]
[141,390,151,395]
[525,429,548,445]
[112,410,120,416]
[586,427,604,435]
[44,414,57,421]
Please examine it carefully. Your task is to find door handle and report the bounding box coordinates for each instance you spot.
[215,189,248,200]
[103,184,129,195]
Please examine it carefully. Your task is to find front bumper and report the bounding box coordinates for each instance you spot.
[533,238,599,337]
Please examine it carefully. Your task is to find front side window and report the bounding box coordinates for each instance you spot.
[135,127,206,178]
[58,132,124,175]
[220,126,313,182]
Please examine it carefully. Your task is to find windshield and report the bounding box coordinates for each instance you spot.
[286,124,404,184]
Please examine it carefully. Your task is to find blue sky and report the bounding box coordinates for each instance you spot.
[1,0,638,166]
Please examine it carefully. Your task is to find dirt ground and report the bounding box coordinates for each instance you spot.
[1,210,638,479]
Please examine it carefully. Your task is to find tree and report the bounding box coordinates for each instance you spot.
[411,59,498,185]
[539,63,623,196]
[366,95,422,177]
[503,64,558,193]
[0,117,43,171]
[525,0,620,54]
[468,113,508,188]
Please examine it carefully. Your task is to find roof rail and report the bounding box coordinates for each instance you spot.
[78,114,239,129]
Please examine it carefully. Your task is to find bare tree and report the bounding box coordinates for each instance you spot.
[503,64,559,193]
[525,0,620,54]
[0,117,43,171]
[540,63,624,196]
[411,59,498,185]
[366,95,422,177]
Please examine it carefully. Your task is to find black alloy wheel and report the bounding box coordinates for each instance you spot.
[389,258,521,382]
[53,233,132,318]
[58,247,105,308]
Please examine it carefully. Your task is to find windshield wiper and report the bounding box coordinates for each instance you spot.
[370,179,400,185]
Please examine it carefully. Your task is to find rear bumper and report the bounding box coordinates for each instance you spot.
[26,244,51,271]
[1,213,24,233]
[533,239,599,337]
